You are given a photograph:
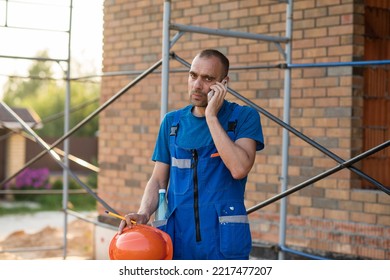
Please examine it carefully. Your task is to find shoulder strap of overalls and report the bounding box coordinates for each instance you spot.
[169,109,182,150]
[169,105,241,144]
[227,104,242,141]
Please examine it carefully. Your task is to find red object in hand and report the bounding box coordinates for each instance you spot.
[109,224,173,260]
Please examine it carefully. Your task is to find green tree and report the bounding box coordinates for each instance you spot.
[3,50,54,106]
[2,50,100,137]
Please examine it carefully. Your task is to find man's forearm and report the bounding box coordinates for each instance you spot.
[206,116,255,179]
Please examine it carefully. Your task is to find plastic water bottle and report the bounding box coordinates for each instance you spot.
[155,189,168,221]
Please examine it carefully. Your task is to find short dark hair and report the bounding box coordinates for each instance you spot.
[197,49,229,79]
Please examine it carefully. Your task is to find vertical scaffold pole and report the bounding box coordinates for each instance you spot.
[62,0,73,260]
[161,0,171,121]
[279,0,293,260]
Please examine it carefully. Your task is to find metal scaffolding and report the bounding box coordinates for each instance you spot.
[0,0,105,259]
[159,0,390,260]
[0,0,389,260]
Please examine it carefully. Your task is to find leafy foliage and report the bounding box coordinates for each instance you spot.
[2,50,100,137]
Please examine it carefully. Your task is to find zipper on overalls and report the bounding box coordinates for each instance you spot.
[192,149,201,242]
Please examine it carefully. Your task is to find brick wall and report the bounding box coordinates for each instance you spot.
[99,0,390,259]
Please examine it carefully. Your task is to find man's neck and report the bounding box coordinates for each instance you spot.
[192,106,206,117]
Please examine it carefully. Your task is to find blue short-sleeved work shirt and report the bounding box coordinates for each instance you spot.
[152,100,264,163]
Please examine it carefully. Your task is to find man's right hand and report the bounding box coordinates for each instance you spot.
[118,213,149,234]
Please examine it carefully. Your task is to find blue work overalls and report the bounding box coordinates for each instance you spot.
[157,104,252,260]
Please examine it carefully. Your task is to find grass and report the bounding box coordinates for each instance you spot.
[0,206,39,216]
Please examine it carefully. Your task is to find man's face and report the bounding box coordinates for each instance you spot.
[188,55,224,107]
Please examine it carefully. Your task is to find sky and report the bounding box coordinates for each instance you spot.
[0,0,104,97]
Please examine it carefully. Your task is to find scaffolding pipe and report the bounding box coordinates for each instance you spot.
[280,245,329,260]
[288,60,390,68]
[247,140,390,214]
[68,62,280,80]
[170,31,185,49]
[279,0,293,261]
[0,101,115,214]
[21,59,388,82]
[227,85,390,196]
[66,209,117,230]
[0,54,68,63]
[0,189,95,195]
[4,0,8,26]
[171,23,289,43]
[161,0,171,121]
[62,0,73,259]
[0,59,163,188]
[0,246,63,254]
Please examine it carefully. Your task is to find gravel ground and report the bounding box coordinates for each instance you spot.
[0,208,96,260]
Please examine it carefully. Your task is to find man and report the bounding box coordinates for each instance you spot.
[119,49,264,259]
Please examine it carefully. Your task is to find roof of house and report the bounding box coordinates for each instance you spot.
[0,103,42,130]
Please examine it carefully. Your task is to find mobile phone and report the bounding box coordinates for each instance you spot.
[208,79,227,100]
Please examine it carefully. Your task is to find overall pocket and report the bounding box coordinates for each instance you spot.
[170,157,192,195]
[215,203,252,259]
[219,215,252,259]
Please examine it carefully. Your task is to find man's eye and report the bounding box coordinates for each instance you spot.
[205,77,213,82]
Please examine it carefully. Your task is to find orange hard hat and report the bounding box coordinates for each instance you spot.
[109,224,173,260]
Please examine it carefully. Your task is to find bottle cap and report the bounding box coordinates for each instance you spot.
[158,189,166,193]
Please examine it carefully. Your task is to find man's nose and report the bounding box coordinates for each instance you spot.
[193,78,203,90]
